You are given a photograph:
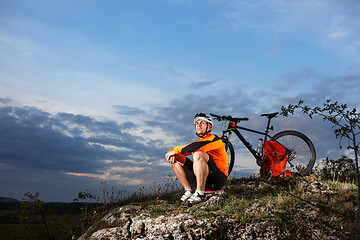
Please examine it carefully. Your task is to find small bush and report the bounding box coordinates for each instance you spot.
[313,156,357,182]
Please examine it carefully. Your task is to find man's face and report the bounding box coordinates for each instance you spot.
[195,120,212,135]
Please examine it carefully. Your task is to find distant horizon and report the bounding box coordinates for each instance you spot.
[1,169,256,202]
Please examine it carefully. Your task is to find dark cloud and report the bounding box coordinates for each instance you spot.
[0,101,174,201]
[0,107,106,172]
[0,98,13,104]
[141,129,153,134]
[0,104,166,173]
[190,74,219,88]
[191,79,217,88]
[149,87,264,132]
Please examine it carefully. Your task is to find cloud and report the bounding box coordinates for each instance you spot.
[0,101,166,173]
[65,165,148,186]
[277,68,321,91]
[0,98,12,104]
[113,105,146,116]
[274,67,360,106]
[0,99,176,200]
[328,29,347,39]
[165,66,192,80]
[190,75,219,88]
[0,107,100,172]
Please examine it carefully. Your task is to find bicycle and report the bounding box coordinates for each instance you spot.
[210,112,316,177]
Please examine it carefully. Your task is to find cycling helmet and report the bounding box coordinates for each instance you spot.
[194,113,213,126]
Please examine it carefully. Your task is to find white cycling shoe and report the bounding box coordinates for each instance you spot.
[187,192,205,204]
[180,190,194,202]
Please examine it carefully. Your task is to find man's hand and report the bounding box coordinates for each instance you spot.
[165,151,176,164]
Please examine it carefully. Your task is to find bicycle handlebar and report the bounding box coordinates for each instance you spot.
[210,113,249,122]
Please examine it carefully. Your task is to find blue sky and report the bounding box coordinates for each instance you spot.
[1,0,360,202]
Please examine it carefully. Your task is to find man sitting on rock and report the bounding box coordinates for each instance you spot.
[165,113,229,204]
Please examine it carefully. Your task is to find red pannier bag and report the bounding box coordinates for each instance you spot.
[260,141,290,178]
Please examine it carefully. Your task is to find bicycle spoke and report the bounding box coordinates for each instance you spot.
[273,130,316,176]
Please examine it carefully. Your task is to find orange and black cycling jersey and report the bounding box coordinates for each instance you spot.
[170,133,229,177]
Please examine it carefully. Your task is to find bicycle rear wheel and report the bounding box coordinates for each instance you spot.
[272,130,316,176]
[223,140,235,176]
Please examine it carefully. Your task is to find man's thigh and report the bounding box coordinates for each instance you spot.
[183,154,227,190]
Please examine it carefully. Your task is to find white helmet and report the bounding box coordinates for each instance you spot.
[194,113,213,126]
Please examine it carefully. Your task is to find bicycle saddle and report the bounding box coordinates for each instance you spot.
[260,112,279,119]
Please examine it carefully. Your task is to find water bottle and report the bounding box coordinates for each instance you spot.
[256,138,263,153]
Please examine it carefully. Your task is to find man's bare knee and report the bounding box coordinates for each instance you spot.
[171,161,183,170]
[193,151,209,162]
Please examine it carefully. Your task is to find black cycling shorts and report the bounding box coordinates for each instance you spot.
[183,154,227,191]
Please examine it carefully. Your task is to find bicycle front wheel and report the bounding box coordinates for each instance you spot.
[272,130,316,176]
[223,140,235,176]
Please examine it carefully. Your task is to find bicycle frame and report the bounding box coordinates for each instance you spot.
[211,112,316,176]
[222,117,275,163]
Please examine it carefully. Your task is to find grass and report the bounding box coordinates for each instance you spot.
[149,205,166,218]
[191,176,358,239]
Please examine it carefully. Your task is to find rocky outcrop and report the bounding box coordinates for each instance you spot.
[78,192,280,240]
[78,179,350,240]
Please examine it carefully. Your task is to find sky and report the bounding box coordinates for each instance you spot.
[0,0,360,202]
